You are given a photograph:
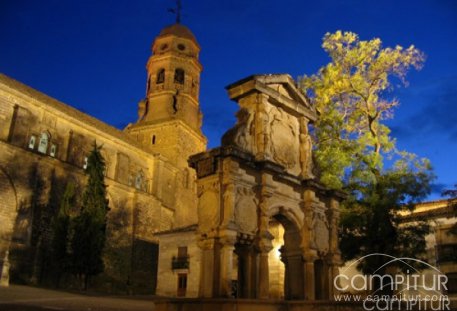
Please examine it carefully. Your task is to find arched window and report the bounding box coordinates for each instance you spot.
[156,68,165,84]
[174,68,184,84]
[50,144,57,157]
[152,135,156,145]
[83,156,89,170]
[38,132,49,154]
[135,171,144,190]
[28,135,36,149]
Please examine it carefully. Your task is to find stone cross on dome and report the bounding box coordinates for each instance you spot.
[168,0,182,24]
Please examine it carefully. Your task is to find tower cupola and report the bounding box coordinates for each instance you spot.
[126,22,206,167]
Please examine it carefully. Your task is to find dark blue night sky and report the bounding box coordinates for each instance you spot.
[1,0,456,199]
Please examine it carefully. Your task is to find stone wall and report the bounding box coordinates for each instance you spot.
[0,74,184,293]
[156,228,201,297]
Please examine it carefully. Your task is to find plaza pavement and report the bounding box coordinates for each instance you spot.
[0,285,156,311]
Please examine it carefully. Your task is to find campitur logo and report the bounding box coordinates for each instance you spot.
[333,253,451,310]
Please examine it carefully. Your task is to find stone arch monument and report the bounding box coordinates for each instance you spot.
[190,74,344,300]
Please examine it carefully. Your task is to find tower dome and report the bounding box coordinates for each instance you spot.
[126,22,206,168]
[157,24,199,47]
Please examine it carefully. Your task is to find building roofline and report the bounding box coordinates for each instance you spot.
[0,73,153,157]
[155,224,198,236]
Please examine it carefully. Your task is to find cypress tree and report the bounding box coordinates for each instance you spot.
[52,181,76,286]
[71,143,109,290]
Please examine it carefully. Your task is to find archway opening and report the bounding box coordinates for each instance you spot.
[270,213,304,300]
[268,219,284,299]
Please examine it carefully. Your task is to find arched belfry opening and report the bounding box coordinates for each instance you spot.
[190,74,344,300]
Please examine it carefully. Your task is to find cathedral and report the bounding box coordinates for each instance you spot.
[0,21,345,299]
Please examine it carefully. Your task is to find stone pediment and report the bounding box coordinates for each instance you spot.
[222,74,316,179]
[225,74,316,121]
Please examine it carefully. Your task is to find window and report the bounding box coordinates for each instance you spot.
[178,246,188,258]
[83,156,88,170]
[135,171,143,190]
[28,135,36,149]
[38,132,49,154]
[177,273,187,297]
[156,68,165,84]
[146,76,151,93]
[152,135,156,145]
[172,246,189,270]
[174,68,184,84]
[177,43,185,51]
[50,144,57,157]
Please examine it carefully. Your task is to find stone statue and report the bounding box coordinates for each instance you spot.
[256,102,270,157]
[0,250,10,286]
[299,122,314,179]
[221,108,254,151]
[137,98,147,120]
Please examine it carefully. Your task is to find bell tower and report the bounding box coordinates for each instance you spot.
[126,23,207,168]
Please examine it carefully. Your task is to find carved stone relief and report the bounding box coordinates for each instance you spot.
[255,100,270,158]
[221,107,255,153]
[269,106,299,171]
[234,187,258,234]
[197,181,220,233]
[313,210,329,255]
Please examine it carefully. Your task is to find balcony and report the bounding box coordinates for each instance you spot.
[172,256,189,270]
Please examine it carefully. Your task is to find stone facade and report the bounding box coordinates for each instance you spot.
[0,51,345,297]
[187,75,344,300]
[155,225,201,298]
[337,199,457,307]
[0,23,206,294]
[402,200,457,298]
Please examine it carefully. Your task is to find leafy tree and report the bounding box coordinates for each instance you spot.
[300,31,434,283]
[301,31,425,189]
[70,143,109,289]
[340,157,432,274]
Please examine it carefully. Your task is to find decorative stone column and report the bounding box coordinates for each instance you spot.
[221,182,236,226]
[327,258,341,299]
[0,251,10,287]
[254,93,271,161]
[256,178,274,299]
[257,235,273,299]
[219,232,237,297]
[198,238,216,298]
[303,253,318,300]
[327,197,342,299]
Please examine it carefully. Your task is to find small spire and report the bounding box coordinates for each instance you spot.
[168,0,182,24]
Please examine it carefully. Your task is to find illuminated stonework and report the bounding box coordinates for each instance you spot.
[185,75,344,300]
[0,23,206,293]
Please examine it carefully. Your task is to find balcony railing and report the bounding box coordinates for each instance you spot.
[172,256,189,270]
